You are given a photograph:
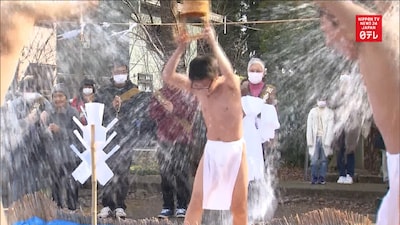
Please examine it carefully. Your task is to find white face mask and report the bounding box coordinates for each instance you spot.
[23,92,38,101]
[113,74,128,84]
[82,88,93,95]
[317,100,327,108]
[248,72,263,84]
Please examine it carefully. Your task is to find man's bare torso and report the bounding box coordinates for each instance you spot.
[193,76,243,142]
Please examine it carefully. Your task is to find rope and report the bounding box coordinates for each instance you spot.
[53,18,319,26]
[144,18,320,26]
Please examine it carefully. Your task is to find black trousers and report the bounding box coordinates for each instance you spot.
[51,163,79,210]
[157,141,191,210]
[100,153,131,210]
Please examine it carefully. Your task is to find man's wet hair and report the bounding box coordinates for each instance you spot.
[188,55,219,81]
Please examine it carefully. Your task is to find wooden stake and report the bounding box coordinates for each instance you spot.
[90,124,97,225]
[0,201,7,225]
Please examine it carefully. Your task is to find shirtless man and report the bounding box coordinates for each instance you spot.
[316,2,399,225]
[162,25,248,225]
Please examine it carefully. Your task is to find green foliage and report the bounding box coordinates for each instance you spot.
[245,0,282,59]
[130,165,160,176]
[130,152,160,175]
[211,0,248,72]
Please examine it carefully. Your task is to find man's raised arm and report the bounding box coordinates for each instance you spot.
[203,25,235,80]
[162,36,191,91]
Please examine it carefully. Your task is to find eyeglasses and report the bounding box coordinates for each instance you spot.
[319,9,339,27]
[191,79,213,89]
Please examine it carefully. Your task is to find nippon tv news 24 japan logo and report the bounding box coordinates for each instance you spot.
[356,15,382,42]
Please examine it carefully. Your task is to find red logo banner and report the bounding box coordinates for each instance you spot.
[356,15,382,42]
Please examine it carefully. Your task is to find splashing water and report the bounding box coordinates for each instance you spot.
[261,1,397,164]
[242,1,398,224]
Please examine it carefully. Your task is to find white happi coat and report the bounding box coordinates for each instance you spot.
[241,96,280,183]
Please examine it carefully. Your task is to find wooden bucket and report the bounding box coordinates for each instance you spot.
[181,0,210,20]
[179,0,210,40]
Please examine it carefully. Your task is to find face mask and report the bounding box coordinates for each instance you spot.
[248,72,263,84]
[317,101,327,108]
[82,88,93,95]
[23,92,38,101]
[113,74,128,84]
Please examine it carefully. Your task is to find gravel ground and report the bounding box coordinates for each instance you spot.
[6,166,380,225]
[73,190,377,224]
[74,166,379,223]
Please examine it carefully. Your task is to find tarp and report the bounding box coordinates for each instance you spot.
[13,217,85,225]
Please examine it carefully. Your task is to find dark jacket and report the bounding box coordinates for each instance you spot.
[96,80,156,153]
[97,80,138,122]
[42,104,80,166]
[330,86,362,154]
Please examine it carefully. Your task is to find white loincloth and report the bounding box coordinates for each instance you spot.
[376,152,399,225]
[203,139,244,210]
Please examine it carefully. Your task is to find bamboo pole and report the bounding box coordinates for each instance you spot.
[1,201,7,225]
[90,124,97,225]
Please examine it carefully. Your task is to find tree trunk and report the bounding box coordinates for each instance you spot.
[159,0,178,62]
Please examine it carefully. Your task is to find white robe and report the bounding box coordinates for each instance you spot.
[242,96,280,183]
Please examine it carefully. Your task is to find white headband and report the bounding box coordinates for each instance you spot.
[247,58,265,72]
